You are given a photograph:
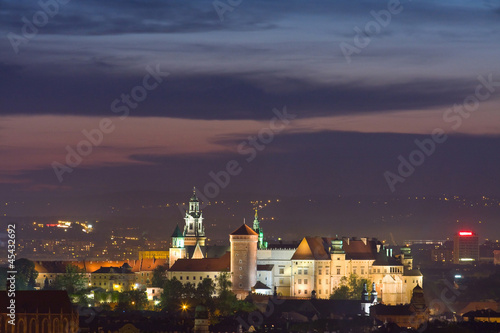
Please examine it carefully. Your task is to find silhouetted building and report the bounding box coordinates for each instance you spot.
[0,290,79,333]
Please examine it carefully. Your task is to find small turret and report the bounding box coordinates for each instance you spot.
[361,283,370,302]
[371,282,378,303]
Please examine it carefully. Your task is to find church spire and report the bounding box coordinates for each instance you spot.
[253,208,267,249]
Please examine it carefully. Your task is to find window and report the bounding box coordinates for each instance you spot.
[239,267,242,270]
[319,279,322,285]
[239,259,243,263]
[304,269,308,275]
[239,283,242,287]
[304,279,308,284]
[298,290,301,294]
[279,278,284,284]
[337,268,341,275]
[318,269,322,275]
[319,289,322,294]
[200,276,202,280]
[361,268,364,275]
[304,290,308,294]
[353,268,357,274]
[239,275,243,279]
[298,269,302,274]
[186,276,189,280]
[279,268,284,274]
[180,276,183,280]
[326,268,330,275]
[298,279,302,284]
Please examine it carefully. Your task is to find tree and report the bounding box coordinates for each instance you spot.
[117,290,148,311]
[53,264,87,294]
[330,274,370,300]
[15,259,38,290]
[160,277,184,312]
[182,282,196,302]
[215,271,238,316]
[151,264,168,287]
[196,278,216,300]
[0,267,7,290]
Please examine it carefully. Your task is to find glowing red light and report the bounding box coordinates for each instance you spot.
[459,231,473,236]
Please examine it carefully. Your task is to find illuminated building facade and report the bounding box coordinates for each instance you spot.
[453,231,479,264]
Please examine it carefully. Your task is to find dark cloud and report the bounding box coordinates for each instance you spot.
[0,66,488,119]
[6,131,500,197]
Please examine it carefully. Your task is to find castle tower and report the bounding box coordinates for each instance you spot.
[230,223,258,299]
[184,188,206,247]
[252,209,267,249]
[330,238,346,288]
[400,246,413,270]
[169,224,186,268]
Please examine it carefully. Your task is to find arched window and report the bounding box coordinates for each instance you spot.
[17,319,26,333]
[41,319,49,333]
[53,318,59,333]
[62,319,69,333]
[29,318,37,333]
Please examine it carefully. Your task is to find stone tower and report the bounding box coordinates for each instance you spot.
[183,188,206,247]
[230,223,258,299]
[169,224,186,268]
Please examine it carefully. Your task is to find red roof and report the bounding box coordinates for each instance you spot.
[34,258,168,274]
[169,252,230,272]
[230,224,258,236]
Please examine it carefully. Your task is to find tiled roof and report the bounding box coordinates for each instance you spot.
[92,265,135,274]
[0,291,75,314]
[34,258,168,274]
[253,281,271,290]
[257,264,274,271]
[230,224,258,236]
[169,252,230,272]
[291,237,379,261]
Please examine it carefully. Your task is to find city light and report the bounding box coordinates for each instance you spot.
[459,231,473,236]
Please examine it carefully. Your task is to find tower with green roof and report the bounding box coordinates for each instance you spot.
[252,208,268,249]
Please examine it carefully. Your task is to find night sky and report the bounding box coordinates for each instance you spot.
[1,0,500,201]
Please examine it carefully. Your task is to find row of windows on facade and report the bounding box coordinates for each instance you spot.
[295,289,339,295]
[290,266,403,275]
[93,282,130,286]
[179,275,217,281]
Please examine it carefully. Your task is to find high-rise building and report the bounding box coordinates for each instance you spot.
[453,231,479,264]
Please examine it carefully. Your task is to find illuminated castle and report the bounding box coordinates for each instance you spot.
[168,190,422,304]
